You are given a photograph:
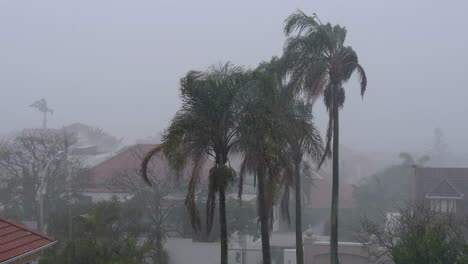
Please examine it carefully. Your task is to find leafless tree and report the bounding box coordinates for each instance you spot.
[0,129,85,226]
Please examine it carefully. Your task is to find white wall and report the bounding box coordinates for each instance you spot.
[81,192,131,203]
[284,249,297,264]
[165,238,242,264]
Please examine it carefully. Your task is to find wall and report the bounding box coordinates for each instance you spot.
[81,192,131,203]
[303,234,393,264]
[165,238,242,264]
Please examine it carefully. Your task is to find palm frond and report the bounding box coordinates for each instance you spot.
[265,173,279,228]
[303,125,324,163]
[280,185,291,226]
[399,152,417,167]
[332,24,347,48]
[284,10,319,36]
[184,156,206,232]
[355,63,367,97]
[305,70,329,104]
[140,144,164,186]
[206,166,218,234]
[318,107,333,169]
[279,157,294,225]
[417,155,430,166]
[238,158,248,201]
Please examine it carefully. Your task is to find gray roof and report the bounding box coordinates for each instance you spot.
[426,178,463,199]
[414,167,468,210]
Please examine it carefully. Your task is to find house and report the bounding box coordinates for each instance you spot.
[412,167,467,215]
[77,144,211,203]
[0,218,56,264]
[76,144,161,202]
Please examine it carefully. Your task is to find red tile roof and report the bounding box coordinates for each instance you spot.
[0,218,56,263]
[89,144,157,185]
[84,144,211,193]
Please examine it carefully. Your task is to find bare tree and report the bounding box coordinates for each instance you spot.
[0,128,84,229]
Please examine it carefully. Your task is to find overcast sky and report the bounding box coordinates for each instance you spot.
[1,0,467,155]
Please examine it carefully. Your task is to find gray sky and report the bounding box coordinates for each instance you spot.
[1,0,467,154]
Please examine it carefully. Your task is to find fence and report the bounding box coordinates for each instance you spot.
[303,233,394,264]
[228,248,287,264]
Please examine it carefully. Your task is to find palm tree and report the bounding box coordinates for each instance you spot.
[141,63,248,264]
[398,152,430,167]
[236,60,289,264]
[283,10,368,264]
[281,99,323,264]
[30,98,54,129]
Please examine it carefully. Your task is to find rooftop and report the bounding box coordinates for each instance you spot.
[0,218,56,263]
[426,178,464,199]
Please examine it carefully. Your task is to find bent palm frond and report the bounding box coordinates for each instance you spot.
[140,144,164,186]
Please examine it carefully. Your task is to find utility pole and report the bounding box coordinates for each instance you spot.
[36,151,65,233]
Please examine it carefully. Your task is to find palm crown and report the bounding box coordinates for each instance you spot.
[141,63,247,232]
[283,11,367,167]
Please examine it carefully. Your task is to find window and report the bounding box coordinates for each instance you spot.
[440,200,448,212]
[430,199,456,213]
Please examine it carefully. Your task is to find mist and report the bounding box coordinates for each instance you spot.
[3,2,468,264]
[1,0,467,156]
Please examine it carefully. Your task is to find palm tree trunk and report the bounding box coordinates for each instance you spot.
[156,229,164,264]
[218,154,228,264]
[330,85,340,264]
[43,111,47,129]
[294,158,304,264]
[219,186,228,264]
[257,167,271,264]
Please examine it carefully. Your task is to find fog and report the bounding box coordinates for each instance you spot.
[1,0,468,155]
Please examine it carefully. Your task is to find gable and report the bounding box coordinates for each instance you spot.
[426,179,464,199]
[414,167,468,212]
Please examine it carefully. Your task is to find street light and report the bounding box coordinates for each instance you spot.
[36,151,66,233]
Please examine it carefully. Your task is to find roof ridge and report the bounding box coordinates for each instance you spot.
[88,143,160,169]
[0,218,55,242]
[442,178,464,195]
[426,178,464,198]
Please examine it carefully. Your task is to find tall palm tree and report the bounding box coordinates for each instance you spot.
[283,10,368,264]
[30,98,54,129]
[281,100,323,264]
[236,60,289,264]
[141,63,248,264]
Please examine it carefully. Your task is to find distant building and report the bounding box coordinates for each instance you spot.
[75,144,156,202]
[76,144,210,203]
[0,218,56,264]
[412,167,467,215]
